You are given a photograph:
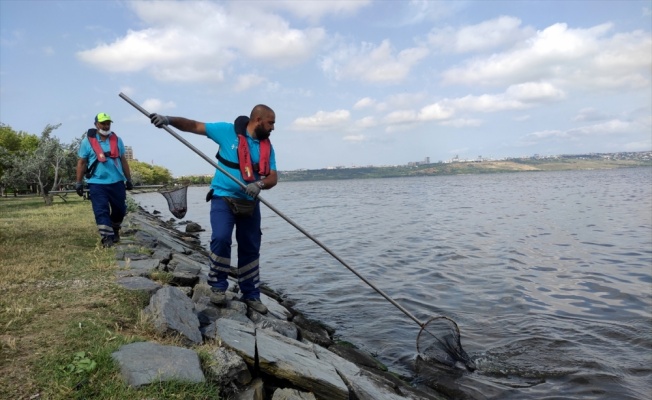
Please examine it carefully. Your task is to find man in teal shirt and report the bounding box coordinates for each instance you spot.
[149,105,277,314]
[76,113,133,248]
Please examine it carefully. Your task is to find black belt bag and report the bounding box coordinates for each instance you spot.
[223,197,257,217]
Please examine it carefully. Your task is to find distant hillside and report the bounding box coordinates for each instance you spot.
[278,152,652,182]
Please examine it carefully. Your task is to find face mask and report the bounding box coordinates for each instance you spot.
[99,129,111,136]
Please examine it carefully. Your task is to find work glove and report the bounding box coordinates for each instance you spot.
[244,181,263,198]
[75,182,84,197]
[125,180,133,191]
[149,113,169,128]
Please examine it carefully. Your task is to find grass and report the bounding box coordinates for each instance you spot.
[0,195,222,399]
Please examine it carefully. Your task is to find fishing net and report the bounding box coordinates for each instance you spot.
[158,185,188,219]
[417,316,476,371]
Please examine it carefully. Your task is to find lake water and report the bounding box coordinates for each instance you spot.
[133,167,652,399]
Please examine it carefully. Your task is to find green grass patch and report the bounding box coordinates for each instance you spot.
[0,196,222,399]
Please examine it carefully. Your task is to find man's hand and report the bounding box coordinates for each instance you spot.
[125,180,134,191]
[75,182,84,197]
[149,113,169,128]
[244,181,263,198]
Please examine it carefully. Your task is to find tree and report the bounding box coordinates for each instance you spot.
[129,160,173,185]
[0,123,41,196]
[5,124,78,204]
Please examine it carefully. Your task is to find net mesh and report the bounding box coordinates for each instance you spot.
[417,316,476,371]
[158,185,188,219]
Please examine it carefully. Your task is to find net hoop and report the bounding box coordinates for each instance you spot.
[158,184,189,219]
[416,315,461,355]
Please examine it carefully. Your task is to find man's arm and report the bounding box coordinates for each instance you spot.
[121,157,132,181]
[76,158,87,182]
[259,170,278,190]
[150,114,207,136]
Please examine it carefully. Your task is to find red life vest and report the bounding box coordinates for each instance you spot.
[216,116,271,182]
[87,129,119,162]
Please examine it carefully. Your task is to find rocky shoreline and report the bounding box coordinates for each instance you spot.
[112,207,445,399]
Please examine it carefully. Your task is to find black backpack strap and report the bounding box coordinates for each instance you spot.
[216,152,239,169]
[214,116,250,169]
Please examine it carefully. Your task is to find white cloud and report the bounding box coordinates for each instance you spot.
[343,134,366,142]
[322,39,429,83]
[505,81,566,103]
[440,22,651,91]
[76,1,325,82]
[233,74,266,92]
[353,97,376,109]
[262,0,371,22]
[521,119,639,146]
[383,109,417,125]
[429,16,534,53]
[291,109,350,130]
[441,118,483,128]
[353,116,378,129]
[573,108,613,122]
[142,98,176,113]
[418,103,454,121]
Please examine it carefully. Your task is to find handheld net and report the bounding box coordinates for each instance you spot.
[158,185,189,219]
[417,316,476,371]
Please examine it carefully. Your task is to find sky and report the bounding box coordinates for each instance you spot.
[1,0,651,177]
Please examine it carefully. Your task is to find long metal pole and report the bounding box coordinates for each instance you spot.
[119,92,427,329]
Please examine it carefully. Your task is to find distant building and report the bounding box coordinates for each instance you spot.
[124,146,134,161]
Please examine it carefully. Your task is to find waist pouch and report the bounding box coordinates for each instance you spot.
[223,197,257,217]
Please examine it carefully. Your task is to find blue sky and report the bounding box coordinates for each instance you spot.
[1,0,650,176]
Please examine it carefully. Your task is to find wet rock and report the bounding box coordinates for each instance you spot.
[185,222,204,233]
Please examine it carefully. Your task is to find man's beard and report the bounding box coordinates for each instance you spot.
[254,125,271,140]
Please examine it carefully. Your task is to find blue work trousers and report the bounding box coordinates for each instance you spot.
[208,197,262,300]
[88,182,127,239]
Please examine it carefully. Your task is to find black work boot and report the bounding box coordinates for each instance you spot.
[101,236,114,248]
[112,224,121,243]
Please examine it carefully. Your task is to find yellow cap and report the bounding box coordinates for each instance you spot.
[95,113,112,123]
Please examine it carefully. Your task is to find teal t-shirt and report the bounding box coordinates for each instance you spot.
[78,132,127,184]
[205,122,276,199]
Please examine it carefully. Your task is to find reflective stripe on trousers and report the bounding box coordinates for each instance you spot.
[88,182,127,239]
[208,197,262,300]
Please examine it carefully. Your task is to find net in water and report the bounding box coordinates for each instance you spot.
[158,185,188,219]
[417,316,476,371]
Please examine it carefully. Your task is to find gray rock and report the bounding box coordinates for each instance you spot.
[233,377,264,400]
[185,222,204,232]
[248,312,298,340]
[168,253,206,274]
[314,345,443,400]
[272,388,317,400]
[112,342,204,387]
[134,230,158,248]
[256,328,348,400]
[115,276,161,295]
[205,346,252,387]
[213,318,257,365]
[170,271,199,286]
[329,343,387,371]
[117,258,161,276]
[258,292,292,320]
[143,286,202,345]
